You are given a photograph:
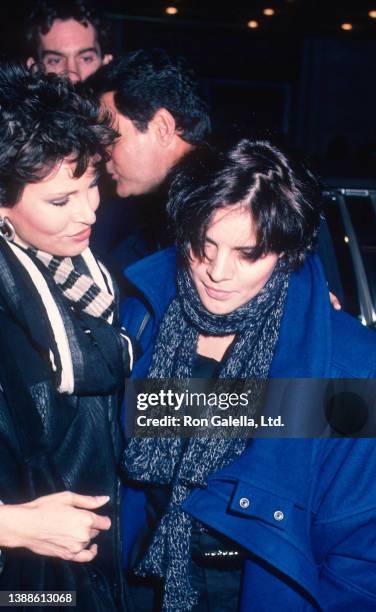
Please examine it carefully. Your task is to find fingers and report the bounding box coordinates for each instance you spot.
[329,291,342,310]
[69,543,98,563]
[62,492,110,510]
[89,529,100,539]
[88,512,111,531]
[45,542,98,563]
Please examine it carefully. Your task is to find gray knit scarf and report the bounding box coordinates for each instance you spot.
[123,264,290,612]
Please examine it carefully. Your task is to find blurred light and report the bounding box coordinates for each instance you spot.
[344,236,350,243]
[263,8,275,16]
[368,10,376,18]
[247,20,259,28]
[165,6,178,15]
[341,22,353,31]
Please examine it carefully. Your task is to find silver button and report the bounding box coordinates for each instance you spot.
[239,497,250,509]
[274,510,284,521]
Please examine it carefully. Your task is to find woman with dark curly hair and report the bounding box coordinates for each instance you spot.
[0,63,131,610]
[121,139,376,611]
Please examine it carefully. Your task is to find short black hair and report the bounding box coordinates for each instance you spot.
[86,49,211,145]
[167,139,322,271]
[25,0,112,58]
[0,62,116,208]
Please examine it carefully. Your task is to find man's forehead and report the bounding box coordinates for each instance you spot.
[39,18,100,53]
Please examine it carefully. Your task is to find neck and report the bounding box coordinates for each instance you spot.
[197,333,235,361]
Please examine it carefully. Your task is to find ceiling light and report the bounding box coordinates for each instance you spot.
[368,10,376,18]
[165,6,178,15]
[263,8,275,16]
[341,22,353,31]
[247,20,259,29]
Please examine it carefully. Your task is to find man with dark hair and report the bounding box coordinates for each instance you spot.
[88,49,211,273]
[91,49,211,198]
[25,0,113,82]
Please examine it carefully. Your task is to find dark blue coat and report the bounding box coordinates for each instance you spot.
[121,248,376,611]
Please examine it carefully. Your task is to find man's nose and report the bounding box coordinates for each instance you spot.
[106,157,115,174]
[65,57,80,82]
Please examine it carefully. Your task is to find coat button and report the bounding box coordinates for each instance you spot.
[239,497,250,509]
[274,510,284,521]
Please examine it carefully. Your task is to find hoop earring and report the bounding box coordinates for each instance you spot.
[0,216,16,242]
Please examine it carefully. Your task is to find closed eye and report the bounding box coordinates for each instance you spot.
[48,197,69,207]
[237,247,260,262]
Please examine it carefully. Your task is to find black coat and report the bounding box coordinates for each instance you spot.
[0,240,128,611]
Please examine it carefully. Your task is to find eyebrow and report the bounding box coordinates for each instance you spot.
[42,47,99,58]
[45,190,77,199]
[205,236,256,251]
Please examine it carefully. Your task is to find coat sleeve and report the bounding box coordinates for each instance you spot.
[313,438,376,609]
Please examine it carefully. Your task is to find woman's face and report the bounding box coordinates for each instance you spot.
[0,161,99,257]
[189,205,279,315]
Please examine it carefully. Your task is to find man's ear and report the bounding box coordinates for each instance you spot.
[151,108,177,147]
[26,57,36,69]
[102,54,113,66]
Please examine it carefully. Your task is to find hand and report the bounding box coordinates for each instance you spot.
[329,291,341,310]
[0,491,111,562]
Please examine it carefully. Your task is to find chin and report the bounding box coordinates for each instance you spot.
[201,296,237,316]
[116,181,134,198]
[116,186,129,198]
[53,242,89,258]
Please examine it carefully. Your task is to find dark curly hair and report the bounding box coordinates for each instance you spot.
[25,0,112,58]
[0,62,117,208]
[167,139,322,271]
[86,49,211,145]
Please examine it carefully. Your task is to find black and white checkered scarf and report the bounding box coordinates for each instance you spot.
[124,264,289,611]
[0,239,132,395]
[28,247,115,323]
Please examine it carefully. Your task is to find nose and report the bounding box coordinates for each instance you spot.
[65,57,80,83]
[75,193,98,226]
[106,157,114,174]
[206,250,233,282]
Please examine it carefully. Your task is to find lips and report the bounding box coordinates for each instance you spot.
[203,284,235,301]
[71,227,91,241]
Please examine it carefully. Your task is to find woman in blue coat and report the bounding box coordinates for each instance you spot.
[121,139,376,611]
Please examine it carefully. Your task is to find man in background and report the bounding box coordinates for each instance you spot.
[25,0,113,82]
[88,49,211,273]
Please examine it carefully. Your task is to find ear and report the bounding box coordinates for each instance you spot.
[102,54,113,66]
[150,108,177,147]
[26,57,36,70]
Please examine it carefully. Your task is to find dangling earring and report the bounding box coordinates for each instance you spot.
[0,216,15,242]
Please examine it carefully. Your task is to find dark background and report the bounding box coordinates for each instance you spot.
[1,0,376,180]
